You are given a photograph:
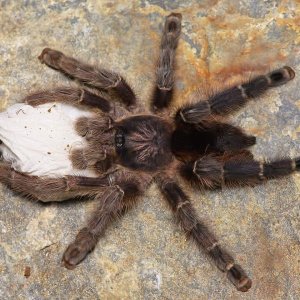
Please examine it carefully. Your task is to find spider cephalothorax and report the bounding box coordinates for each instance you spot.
[0,13,298,292]
[115,115,174,171]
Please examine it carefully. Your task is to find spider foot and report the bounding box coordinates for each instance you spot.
[38,48,63,70]
[163,13,182,49]
[226,264,252,292]
[62,228,95,270]
[267,66,295,87]
[166,13,182,32]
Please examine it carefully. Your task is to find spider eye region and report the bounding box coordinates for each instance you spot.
[115,129,125,148]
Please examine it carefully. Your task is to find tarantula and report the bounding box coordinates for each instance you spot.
[0,13,298,292]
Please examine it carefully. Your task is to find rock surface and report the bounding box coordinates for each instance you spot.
[0,1,299,299]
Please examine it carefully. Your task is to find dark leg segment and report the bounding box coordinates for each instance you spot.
[38,48,136,108]
[171,121,256,158]
[0,163,151,268]
[157,176,252,292]
[176,66,295,124]
[180,155,300,188]
[62,171,151,269]
[0,163,110,201]
[62,186,125,269]
[151,13,182,111]
[25,87,111,112]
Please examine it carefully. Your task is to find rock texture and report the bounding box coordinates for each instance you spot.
[0,1,299,299]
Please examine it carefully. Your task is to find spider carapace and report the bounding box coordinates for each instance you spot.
[114,115,174,171]
[0,13,298,292]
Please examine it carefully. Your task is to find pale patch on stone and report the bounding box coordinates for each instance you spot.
[0,220,7,233]
[95,256,140,298]
[239,116,258,128]
[282,127,297,140]
[0,1,299,298]
[25,207,58,251]
[267,91,283,113]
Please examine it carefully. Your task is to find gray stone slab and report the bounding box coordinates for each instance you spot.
[0,1,299,299]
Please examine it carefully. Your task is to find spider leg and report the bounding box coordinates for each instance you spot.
[62,170,152,269]
[38,48,136,109]
[24,87,111,113]
[0,163,110,201]
[151,13,182,112]
[180,154,300,189]
[157,176,252,292]
[62,186,125,269]
[176,66,295,124]
[172,121,256,157]
[0,162,152,268]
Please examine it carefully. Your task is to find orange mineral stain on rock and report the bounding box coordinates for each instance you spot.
[277,17,300,44]
[0,1,299,299]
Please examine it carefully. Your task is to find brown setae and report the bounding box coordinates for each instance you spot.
[0,13,298,292]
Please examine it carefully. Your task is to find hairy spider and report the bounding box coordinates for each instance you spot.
[0,13,298,292]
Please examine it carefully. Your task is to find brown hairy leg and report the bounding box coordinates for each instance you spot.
[151,13,182,111]
[24,87,112,113]
[63,170,152,269]
[157,175,252,292]
[180,154,300,188]
[176,66,295,124]
[62,186,125,269]
[0,163,152,268]
[38,48,136,108]
[0,163,110,201]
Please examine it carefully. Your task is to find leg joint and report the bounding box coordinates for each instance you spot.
[207,242,219,252]
[176,200,190,211]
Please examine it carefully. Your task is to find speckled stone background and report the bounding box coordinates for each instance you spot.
[0,1,299,299]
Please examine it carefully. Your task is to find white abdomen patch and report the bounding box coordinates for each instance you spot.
[0,102,98,178]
